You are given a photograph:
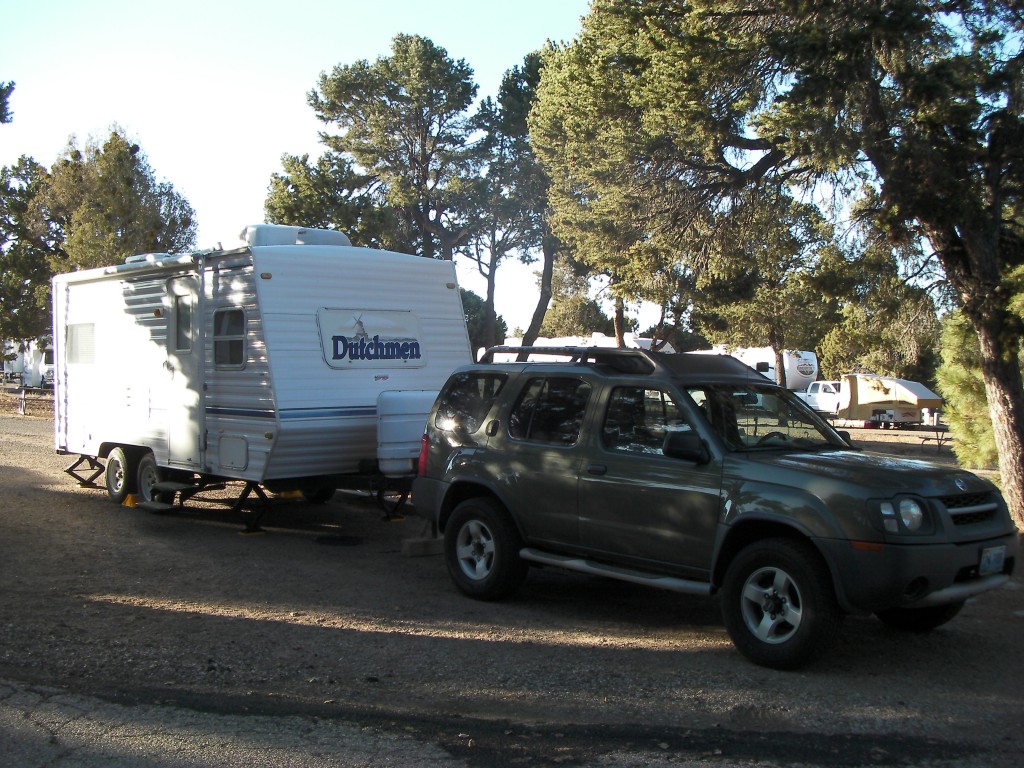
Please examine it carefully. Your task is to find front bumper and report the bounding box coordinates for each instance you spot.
[819,531,1018,613]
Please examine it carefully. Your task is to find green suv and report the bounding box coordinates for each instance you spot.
[412,347,1018,669]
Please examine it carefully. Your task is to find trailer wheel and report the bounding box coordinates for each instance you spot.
[137,453,173,504]
[104,447,136,503]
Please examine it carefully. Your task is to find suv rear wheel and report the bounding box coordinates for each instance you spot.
[445,498,528,601]
[721,538,843,670]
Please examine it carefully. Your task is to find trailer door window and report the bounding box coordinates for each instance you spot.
[174,294,193,352]
[214,308,246,367]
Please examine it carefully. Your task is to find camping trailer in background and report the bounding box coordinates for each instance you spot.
[1,339,53,387]
[796,374,944,426]
[52,225,472,519]
[832,373,943,427]
[705,346,819,391]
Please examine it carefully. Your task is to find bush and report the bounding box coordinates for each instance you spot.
[935,312,1001,469]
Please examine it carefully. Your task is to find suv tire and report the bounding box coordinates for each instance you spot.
[445,498,528,601]
[721,538,843,670]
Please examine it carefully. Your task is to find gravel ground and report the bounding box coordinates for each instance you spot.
[1,392,1022,766]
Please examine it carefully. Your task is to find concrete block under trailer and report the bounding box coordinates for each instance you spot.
[52,225,472,527]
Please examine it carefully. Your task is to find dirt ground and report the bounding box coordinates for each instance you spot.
[1,390,1022,767]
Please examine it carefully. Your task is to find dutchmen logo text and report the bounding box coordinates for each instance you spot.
[332,315,422,361]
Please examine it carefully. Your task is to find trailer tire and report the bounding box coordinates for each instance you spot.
[105,447,136,503]
[137,452,173,504]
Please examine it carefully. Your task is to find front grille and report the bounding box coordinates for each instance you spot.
[939,491,1000,526]
[950,509,995,525]
[942,492,993,510]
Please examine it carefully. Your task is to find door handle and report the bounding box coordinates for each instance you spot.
[587,463,607,476]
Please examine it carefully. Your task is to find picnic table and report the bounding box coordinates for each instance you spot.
[915,424,950,452]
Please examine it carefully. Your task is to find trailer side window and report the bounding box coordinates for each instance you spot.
[67,323,95,364]
[213,309,245,367]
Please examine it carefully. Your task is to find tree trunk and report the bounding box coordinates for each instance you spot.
[917,222,1024,529]
[518,233,556,361]
[484,251,498,355]
[774,347,787,387]
[613,296,626,347]
[974,321,1024,530]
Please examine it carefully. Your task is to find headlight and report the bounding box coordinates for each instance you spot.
[879,502,899,533]
[873,497,932,535]
[899,498,924,531]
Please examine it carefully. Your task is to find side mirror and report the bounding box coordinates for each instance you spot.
[663,430,711,464]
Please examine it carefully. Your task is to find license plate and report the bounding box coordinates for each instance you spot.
[979,546,1006,576]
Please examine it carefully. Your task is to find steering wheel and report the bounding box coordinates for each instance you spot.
[756,431,788,445]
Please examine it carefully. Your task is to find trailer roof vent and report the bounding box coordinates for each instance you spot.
[240,224,351,248]
[124,252,174,265]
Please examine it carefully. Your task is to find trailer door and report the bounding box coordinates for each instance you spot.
[167,277,202,467]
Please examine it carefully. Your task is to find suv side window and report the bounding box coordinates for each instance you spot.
[509,377,592,445]
[434,372,507,433]
[602,386,692,454]
[687,386,745,448]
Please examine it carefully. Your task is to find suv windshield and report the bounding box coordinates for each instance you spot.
[684,383,848,452]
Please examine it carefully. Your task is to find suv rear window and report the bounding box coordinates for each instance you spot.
[434,372,507,433]
[509,377,592,445]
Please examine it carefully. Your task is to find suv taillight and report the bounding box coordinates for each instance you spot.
[417,432,430,477]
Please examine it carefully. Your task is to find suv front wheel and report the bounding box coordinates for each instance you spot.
[445,498,528,601]
[721,538,843,670]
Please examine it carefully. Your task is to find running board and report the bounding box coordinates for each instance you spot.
[519,548,713,596]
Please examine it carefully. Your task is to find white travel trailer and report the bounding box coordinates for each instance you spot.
[52,225,472,521]
[710,346,819,391]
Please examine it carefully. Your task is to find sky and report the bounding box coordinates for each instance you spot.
[1,0,611,334]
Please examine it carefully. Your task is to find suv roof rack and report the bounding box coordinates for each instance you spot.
[482,345,658,374]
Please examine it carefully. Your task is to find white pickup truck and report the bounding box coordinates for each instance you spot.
[796,380,842,414]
